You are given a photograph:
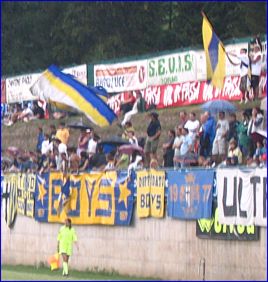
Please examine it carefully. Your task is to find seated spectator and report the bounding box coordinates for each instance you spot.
[253,140,266,161]
[128,130,138,146]
[115,152,130,170]
[127,154,143,178]
[69,148,80,173]
[227,138,243,165]
[32,101,45,119]
[90,145,107,171]
[104,152,116,171]
[162,129,175,167]
[18,104,34,122]
[122,121,135,140]
[79,151,90,171]
[150,158,158,169]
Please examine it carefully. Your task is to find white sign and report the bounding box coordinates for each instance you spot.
[6,73,41,104]
[94,60,147,93]
[62,64,87,85]
[217,168,267,227]
[147,51,197,86]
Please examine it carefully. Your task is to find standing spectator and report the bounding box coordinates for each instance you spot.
[77,129,91,157]
[237,111,251,157]
[247,107,264,156]
[41,134,52,156]
[162,129,175,167]
[144,112,161,167]
[178,127,193,168]
[184,112,200,143]
[36,127,45,152]
[122,121,135,140]
[228,48,250,103]
[56,122,70,145]
[200,112,216,158]
[178,111,188,128]
[87,129,98,159]
[227,113,239,142]
[250,45,262,100]
[79,151,90,171]
[212,111,229,164]
[49,125,57,142]
[173,126,183,168]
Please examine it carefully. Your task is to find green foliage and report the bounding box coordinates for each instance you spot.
[1,2,266,77]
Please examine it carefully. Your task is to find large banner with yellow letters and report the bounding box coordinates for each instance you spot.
[136,169,165,218]
[34,171,134,225]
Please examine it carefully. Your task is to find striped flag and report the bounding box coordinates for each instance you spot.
[30,65,116,127]
[202,12,226,90]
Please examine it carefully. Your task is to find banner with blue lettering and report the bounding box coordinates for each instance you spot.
[34,171,134,225]
[35,173,50,222]
[167,170,214,219]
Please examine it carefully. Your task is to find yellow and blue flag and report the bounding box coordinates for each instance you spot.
[202,12,226,89]
[30,65,116,127]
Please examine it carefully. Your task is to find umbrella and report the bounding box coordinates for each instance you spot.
[6,146,23,157]
[260,97,267,111]
[99,135,130,146]
[67,120,92,130]
[118,144,144,156]
[201,99,236,114]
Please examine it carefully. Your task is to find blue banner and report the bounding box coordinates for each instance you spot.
[167,170,214,219]
[34,173,50,222]
[114,171,134,225]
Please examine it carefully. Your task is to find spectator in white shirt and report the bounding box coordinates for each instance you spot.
[41,134,52,155]
[87,130,97,159]
[250,45,262,100]
[184,112,200,143]
[212,111,229,164]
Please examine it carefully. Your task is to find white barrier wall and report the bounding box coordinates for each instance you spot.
[1,210,266,280]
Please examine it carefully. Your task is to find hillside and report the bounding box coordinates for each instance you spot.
[1,100,263,165]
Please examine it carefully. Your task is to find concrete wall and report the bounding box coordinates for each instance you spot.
[2,211,266,281]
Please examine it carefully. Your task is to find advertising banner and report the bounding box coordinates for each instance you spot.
[6,73,40,103]
[196,200,259,240]
[108,74,267,114]
[94,60,147,93]
[147,51,196,86]
[63,64,87,85]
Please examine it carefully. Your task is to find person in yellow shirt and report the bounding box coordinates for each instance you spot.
[56,122,70,145]
[57,218,79,276]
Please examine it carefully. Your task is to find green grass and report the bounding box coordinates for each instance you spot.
[1,265,160,281]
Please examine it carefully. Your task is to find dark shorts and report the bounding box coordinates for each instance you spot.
[239,75,248,92]
[251,75,259,90]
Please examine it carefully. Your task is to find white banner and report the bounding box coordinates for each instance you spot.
[147,51,196,86]
[62,64,87,85]
[94,60,147,93]
[6,73,41,104]
[217,168,267,227]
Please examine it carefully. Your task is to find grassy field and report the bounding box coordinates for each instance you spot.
[1,265,159,281]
